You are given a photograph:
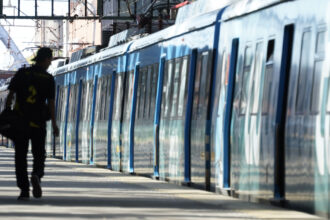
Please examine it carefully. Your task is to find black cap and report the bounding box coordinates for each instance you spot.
[32,47,53,62]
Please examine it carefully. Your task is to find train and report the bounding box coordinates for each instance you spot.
[0,0,329,217]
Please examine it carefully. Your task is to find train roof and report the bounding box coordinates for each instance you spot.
[128,8,221,52]
[175,0,234,24]
[52,41,132,75]
[222,0,288,21]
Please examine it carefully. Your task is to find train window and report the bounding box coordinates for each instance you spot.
[63,86,68,121]
[118,75,124,120]
[139,69,146,119]
[89,80,94,120]
[144,66,152,119]
[310,61,323,113]
[56,87,63,120]
[86,82,90,121]
[240,45,253,115]
[79,82,86,121]
[149,64,159,119]
[160,62,169,119]
[250,42,264,114]
[62,87,66,121]
[171,58,181,118]
[123,73,129,120]
[104,75,112,120]
[70,85,75,121]
[101,78,105,121]
[101,77,107,120]
[84,81,93,121]
[296,30,312,114]
[67,85,72,122]
[113,75,120,120]
[103,77,109,120]
[198,51,212,118]
[220,51,227,87]
[100,78,106,120]
[95,78,102,121]
[125,71,134,120]
[327,79,330,113]
[217,51,229,117]
[60,87,65,121]
[82,82,87,121]
[164,60,174,118]
[310,30,326,114]
[123,74,129,120]
[74,84,79,121]
[84,82,89,121]
[98,78,104,121]
[192,53,202,119]
[57,87,63,121]
[316,30,325,53]
[262,39,275,115]
[136,70,141,119]
[178,56,189,117]
[69,85,74,122]
[68,84,74,122]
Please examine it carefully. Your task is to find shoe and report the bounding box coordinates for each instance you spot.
[17,191,29,201]
[31,175,42,198]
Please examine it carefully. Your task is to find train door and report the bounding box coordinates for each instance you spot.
[110,73,124,171]
[154,55,166,178]
[89,74,98,165]
[80,79,94,164]
[65,82,79,162]
[158,59,174,180]
[244,41,265,193]
[75,79,83,162]
[121,69,135,172]
[107,71,116,169]
[129,64,140,173]
[78,80,87,162]
[223,39,239,189]
[63,84,70,160]
[312,27,328,216]
[134,64,159,176]
[190,50,214,188]
[93,75,112,166]
[55,85,68,158]
[275,24,294,199]
[157,53,190,182]
[213,39,238,190]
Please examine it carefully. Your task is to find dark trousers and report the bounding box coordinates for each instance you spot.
[14,127,46,192]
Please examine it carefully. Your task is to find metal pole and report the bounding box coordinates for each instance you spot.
[35,0,37,17]
[51,0,54,16]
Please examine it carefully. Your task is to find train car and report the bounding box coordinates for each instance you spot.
[120,5,226,185]
[47,42,132,167]
[210,0,329,216]
[117,31,164,175]
[48,0,330,217]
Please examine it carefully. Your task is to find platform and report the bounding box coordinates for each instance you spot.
[0,147,321,220]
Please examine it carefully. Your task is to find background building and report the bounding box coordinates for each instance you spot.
[33,0,188,60]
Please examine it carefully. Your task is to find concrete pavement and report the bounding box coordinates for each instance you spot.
[0,147,322,220]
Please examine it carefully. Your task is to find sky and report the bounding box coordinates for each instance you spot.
[0,0,67,70]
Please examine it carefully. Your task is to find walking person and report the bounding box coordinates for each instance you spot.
[5,47,59,200]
